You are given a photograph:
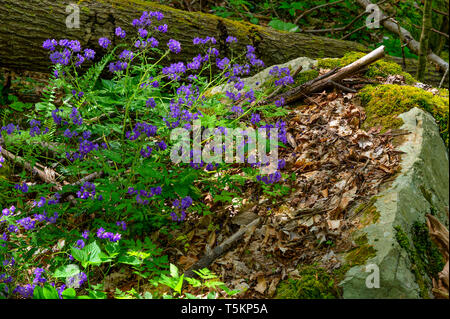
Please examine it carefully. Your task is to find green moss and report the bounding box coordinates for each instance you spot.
[354,197,380,226]
[411,222,445,279]
[317,52,416,84]
[294,69,319,86]
[394,223,445,298]
[359,84,449,146]
[345,243,377,267]
[275,265,338,299]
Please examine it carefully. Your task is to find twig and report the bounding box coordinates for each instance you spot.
[329,80,358,93]
[0,145,61,187]
[341,16,391,40]
[294,0,345,25]
[184,217,262,278]
[412,24,450,38]
[439,67,449,89]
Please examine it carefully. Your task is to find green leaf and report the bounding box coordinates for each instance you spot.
[61,288,77,299]
[53,264,81,278]
[174,274,184,295]
[33,284,60,299]
[118,255,142,266]
[268,19,299,32]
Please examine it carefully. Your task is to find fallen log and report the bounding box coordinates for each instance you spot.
[0,0,368,73]
[267,45,385,106]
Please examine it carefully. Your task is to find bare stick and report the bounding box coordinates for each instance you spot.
[294,0,345,25]
[184,217,262,278]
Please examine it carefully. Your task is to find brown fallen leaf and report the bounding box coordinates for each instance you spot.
[267,277,281,297]
[254,276,267,294]
[178,255,199,270]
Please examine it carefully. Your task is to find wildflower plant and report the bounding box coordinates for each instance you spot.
[0,10,292,299]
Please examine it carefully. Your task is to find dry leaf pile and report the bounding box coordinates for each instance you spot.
[172,89,403,298]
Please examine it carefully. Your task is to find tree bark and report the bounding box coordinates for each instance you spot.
[0,0,368,73]
[417,0,434,82]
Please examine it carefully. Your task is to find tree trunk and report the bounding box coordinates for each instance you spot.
[417,0,434,82]
[0,0,368,73]
[435,16,449,57]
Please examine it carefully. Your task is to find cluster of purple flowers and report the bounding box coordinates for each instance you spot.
[162,62,186,81]
[126,122,158,141]
[115,27,126,39]
[128,186,162,205]
[146,97,156,108]
[250,113,261,125]
[77,182,96,200]
[269,66,294,87]
[118,50,134,60]
[226,36,238,43]
[132,11,164,28]
[33,211,59,224]
[14,183,29,193]
[156,140,167,151]
[167,39,181,54]
[96,227,121,242]
[69,107,83,126]
[66,131,99,162]
[135,37,159,49]
[245,45,264,67]
[116,221,127,231]
[29,119,48,137]
[109,61,129,73]
[98,37,111,49]
[52,108,63,125]
[43,39,96,68]
[193,36,217,45]
[216,57,230,70]
[1,206,16,220]
[256,170,282,184]
[275,97,285,107]
[1,123,19,135]
[140,145,153,158]
[170,196,193,222]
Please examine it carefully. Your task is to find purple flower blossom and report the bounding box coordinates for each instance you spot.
[226,36,238,43]
[84,49,95,60]
[115,27,126,38]
[146,97,156,108]
[138,28,148,38]
[167,39,181,54]
[275,97,285,107]
[98,37,111,49]
[250,113,261,125]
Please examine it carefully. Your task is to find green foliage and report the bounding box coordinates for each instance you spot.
[275,265,338,299]
[394,222,445,298]
[359,84,449,146]
[151,264,239,298]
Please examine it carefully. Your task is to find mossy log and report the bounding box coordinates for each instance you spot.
[0,0,368,73]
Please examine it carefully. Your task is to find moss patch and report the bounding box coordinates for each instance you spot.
[275,265,339,299]
[394,223,445,298]
[359,84,449,146]
[345,234,377,267]
[354,197,381,226]
[317,52,416,84]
